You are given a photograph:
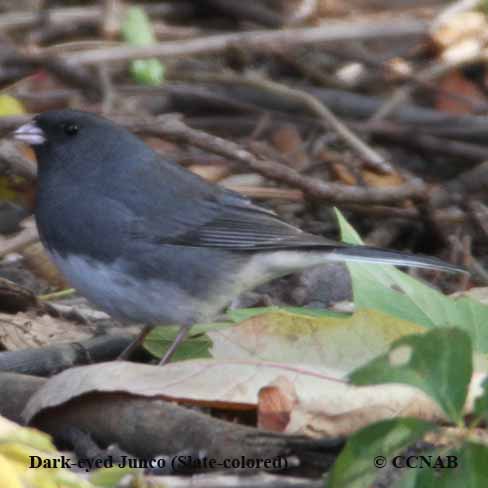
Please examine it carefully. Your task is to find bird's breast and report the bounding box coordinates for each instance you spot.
[45,251,214,325]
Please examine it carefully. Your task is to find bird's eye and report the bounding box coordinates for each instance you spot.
[62,123,79,136]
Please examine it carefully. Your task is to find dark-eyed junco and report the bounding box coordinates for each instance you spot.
[13,110,464,363]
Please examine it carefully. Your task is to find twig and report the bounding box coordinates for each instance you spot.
[100,0,121,39]
[449,235,488,285]
[0,3,195,31]
[364,221,406,248]
[358,121,488,163]
[274,49,345,88]
[162,83,264,115]
[343,204,467,225]
[38,55,103,101]
[0,219,39,259]
[98,65,115,113]
[0,373,45,423]
[124,114,426,205]
[181,73,393,173]
[54,18,428,65]
[2,52,103,101]
[202,0,284,28]
[468,200,488,239]
[223,185,304,201]
[286,0,318,25]
[167,82,488,141]
[369,53,487,122]
[445,161,488,196]
[0,335,135,376]
[0,140,37,181]
[121,82,488,137]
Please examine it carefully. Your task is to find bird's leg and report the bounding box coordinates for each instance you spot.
[117,325,152,360]
[158,324,192,365]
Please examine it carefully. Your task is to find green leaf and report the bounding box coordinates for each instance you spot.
[129,59,164,86]
[329,418,434,488]
[335,209,488,354]
[121,7,164,85]
[350,327,472,425]
[145,305,425,373]
[144,326,213,362]
[335,207,364,246]
[90,466,135,488]
[226,306,348,322]
[473,377,488,424]
[396,443,488,488]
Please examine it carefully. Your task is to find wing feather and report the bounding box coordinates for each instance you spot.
[156,189,327,250]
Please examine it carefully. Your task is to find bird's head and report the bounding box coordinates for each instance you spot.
[13,110,147,176]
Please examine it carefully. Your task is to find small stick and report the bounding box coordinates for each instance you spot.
[0,220,39,259]
[56,18,428,66]
[126,114,426,205]
[177,72,392,173]
[370,53,488,122]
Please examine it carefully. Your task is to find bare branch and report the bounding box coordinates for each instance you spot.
[55,18,428,66]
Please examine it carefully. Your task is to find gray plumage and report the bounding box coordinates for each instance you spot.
[14,110,464,330]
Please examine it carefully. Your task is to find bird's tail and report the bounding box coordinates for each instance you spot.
[324,245,465,274]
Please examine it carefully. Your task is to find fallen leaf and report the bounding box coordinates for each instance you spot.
[0,311,93,351]
[0,415,91,488]
[258,376,297,431]
[432,11,487,49]
[436,71,487,115]
[22,360,486,438]
[21,242,67,289]
[0,277,37,313]
[189,164,232,182]
[23,360,342,416]
[0,95,25,116]
[271,124,308,170]
[451,287,488,305]
[209,308,423,373]
[362,170,404,188]
[331,163,357,185]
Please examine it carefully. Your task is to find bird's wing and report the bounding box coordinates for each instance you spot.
[139,189,464,273]
[156,189,328,250]
[120,159,463,274]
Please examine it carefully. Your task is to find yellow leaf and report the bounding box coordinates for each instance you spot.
[0,95,25,116]
[0,416,92,488]
[0,416,18,435]
[0,454,23,488]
